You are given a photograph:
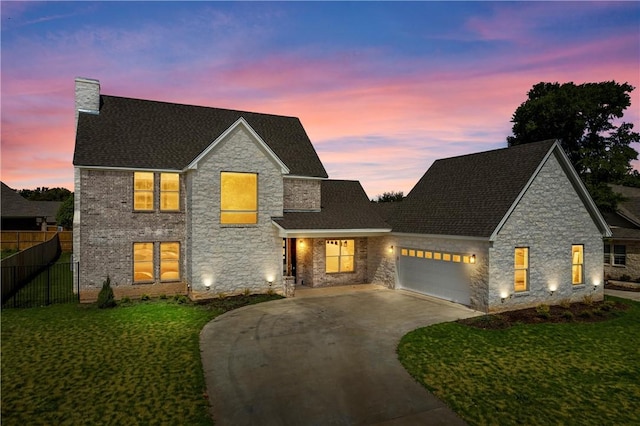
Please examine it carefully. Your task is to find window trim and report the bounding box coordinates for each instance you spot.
[514,247,529,293]
[325,239,355,273]
[571,244,584,285]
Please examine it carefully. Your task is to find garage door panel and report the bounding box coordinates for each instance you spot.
[398,251,471,305]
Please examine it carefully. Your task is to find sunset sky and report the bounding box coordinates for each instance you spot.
[2,1,639,198]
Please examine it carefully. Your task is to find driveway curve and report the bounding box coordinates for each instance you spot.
[200,287,481,425]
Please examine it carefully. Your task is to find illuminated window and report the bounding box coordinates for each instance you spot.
[425,252,433,259]
[453,254,461,263]
[326,239,354,273]
[134,242,154,282]
[417,250,424,258]
[134,172,154,211]
[514,247,529,292]
[434,252,442,260]
[160,173,180,211]
[572,245,584,285]
[160,242,180,281]
[221,172,257,224]
[443,253,451,261]
[463,255,470,263]
[409,249,416,257]
[401,248,408,256]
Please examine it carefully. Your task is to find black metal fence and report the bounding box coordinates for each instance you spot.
[1,262,79,308]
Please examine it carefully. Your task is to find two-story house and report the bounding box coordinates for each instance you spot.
[73,78,610,312]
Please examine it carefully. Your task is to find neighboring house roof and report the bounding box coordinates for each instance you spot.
[73,95,328,178]
[1,182,61,222]
[607,184,640,239]
[390,140,610,239]
[273,180,391,236]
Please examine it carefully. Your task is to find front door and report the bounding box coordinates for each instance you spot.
[283,238,297,282]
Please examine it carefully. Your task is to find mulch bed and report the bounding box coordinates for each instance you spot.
[458,300,629,330]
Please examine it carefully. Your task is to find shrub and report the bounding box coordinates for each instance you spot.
[159,294,168,300]
[559,298,572,309]
[579,310,593,318]
[243,288,251,296]
[217,292,227,300]
[601,300,616,311]
[140,294,150,301]
[97,276,117,309]
[174,295,188,304]
[536,304,551,319]
[583,294,594,306]
[120,296,131,305]
[561,310,574,320]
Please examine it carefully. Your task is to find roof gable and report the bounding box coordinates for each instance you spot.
[186,118,289,174]
[392,140,557,237]
[73,95,328,178]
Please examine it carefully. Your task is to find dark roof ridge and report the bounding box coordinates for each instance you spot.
[431,139,556,164]
[99,94,301,121]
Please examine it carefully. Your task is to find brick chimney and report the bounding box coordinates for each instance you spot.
[75,77,100,126]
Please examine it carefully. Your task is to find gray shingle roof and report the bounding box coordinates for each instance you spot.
[1,182,61,221]
[390,140,557,237]
[274,180,391,230]
[73,95,328,178]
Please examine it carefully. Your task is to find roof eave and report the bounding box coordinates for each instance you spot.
[273,221,392,238]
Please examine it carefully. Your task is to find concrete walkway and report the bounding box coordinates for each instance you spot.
[605,288,640,301]
[200,287,482,425]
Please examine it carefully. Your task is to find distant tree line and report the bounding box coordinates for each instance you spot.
[17,186,73,229]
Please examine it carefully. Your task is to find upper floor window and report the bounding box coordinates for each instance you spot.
[134,172,154,211]
[220,172,257,224]
[572,245,584,285]
[514,247,529,292]
[160,173,180,211]
[326,239,354,273]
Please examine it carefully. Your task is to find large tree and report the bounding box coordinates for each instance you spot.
[507,81,639,210]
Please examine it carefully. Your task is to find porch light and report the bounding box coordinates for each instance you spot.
[500,290,512,303]
[593,280,601,291]
[470,254,476,264]
[388,245,394,253]
[549,283,558,296]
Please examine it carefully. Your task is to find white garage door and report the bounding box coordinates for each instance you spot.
[397,248,472,305]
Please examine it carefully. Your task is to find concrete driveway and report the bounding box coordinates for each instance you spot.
[200,286,481,425]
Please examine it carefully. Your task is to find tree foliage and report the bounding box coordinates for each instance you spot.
[18,187,72,201]
[373,191,404,203]
[507,81,640,211]
[56,194,74,229]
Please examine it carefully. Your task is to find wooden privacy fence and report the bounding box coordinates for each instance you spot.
[1,231,72,252]
[1,233,62,304]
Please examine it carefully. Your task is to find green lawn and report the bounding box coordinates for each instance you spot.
[398,297,640,426]
[1,294,281,425]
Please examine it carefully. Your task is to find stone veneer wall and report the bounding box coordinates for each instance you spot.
[392,235,490,311]
[187,126,284,299]
[75,168,187,301]
[283,178,321,211]
[604,239,640,281]
[296,237,369,287]
[489,152,604,312]
[367,236,397,289]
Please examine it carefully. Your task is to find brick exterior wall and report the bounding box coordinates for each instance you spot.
[74,168,187,299]
[187,125,284,299]
[296,237,369,287]
[283,178,321,211]
[604,239,640,281]
[489,152,605,312]
[367,236,396,289]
